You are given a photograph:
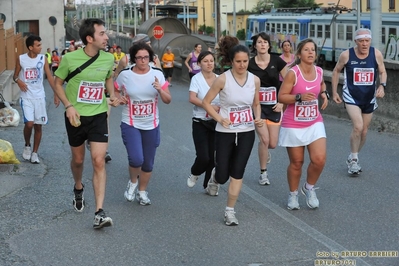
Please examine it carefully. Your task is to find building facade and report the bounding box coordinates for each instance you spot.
[0,0,66,51]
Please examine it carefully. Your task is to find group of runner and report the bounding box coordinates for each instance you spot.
[13,17,386,228]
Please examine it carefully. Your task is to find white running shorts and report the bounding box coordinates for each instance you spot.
[20,97,48,124]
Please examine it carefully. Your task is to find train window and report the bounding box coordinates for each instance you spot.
[389,27,397,37]
[282,23,287,34]
[277,23,281,33]
[325,25,330,38]
[295,24,299,35]
[382,27,386,44]
[338,24,344,40]
[310,24,315,37]
[266,23,270,32]
[289,24,293,33]
[346,25,353,41]
[271,23,275,33]
[317,25,323,38]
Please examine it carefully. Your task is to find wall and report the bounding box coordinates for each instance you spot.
[323,63,399,134]
[0,0,66,51]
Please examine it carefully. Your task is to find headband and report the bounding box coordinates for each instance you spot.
[355,34,372,40]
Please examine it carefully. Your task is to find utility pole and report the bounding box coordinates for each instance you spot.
[233,0,236,36]
[370,0,381,50]
[117,0,119,35]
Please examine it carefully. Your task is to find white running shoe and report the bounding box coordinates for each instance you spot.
[301,183,319,209]
[205,168,219,196]
[22,146,32,160]
[258,171,270,185]
[346,156,362,173]
[124,180,138,202]
[187,174,199,188]
[136,191,151,206]
[287,193,300,210]
[224,210,239,226]
[30,152,40,164]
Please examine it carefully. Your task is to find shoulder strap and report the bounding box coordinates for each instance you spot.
[65,52,100,83]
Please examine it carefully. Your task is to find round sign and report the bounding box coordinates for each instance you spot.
[153,25,164,40]
[49,16,57,26]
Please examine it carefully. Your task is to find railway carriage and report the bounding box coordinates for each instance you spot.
[246,8,399,64]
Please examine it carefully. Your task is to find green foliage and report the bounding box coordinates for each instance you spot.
[237,29,246,40]
[276,0,320,8]
[205,26,214,35]
[198,24,206,32]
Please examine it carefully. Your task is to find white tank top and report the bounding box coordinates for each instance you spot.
[216,70,256,133]
[18,53,46,99]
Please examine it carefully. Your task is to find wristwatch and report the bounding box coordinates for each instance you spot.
[380,83,386,88]
[295,93,302,103]
[321,90,330,100]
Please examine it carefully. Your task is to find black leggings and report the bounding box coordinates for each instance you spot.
[214,130,255,184]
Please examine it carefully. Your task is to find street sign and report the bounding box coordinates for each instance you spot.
[153,25,164,40]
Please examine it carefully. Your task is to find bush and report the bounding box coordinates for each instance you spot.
[205,26,214,35]
[237,29,246,40]
[198,24,206,32]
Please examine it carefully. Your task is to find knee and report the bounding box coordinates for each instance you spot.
[311,155,326,168]
[290,160,304,170]
[92,156,105,169]
[128,156,144,169]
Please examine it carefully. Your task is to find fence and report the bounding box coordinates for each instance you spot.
[0,20,27,103]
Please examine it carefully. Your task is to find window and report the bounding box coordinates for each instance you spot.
[310,24,315,37]
[338,24,344,40]
[266,23,270,32]
[389,27,397,37]
[271,23,275,33]
[294,24,299,35]
[277,23,281,33]
[389,0,395,10]
[346,25,353,40]
[282,23,287,34]
[288,23,293,33]
[317,25,323,38]
[325,25,330,38]
[382,27,386,44]
[367,0,370,9]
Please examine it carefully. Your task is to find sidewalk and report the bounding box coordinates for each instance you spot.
[0,104,47,198]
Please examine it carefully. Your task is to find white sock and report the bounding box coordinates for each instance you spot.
[225,207,234,212]
[290,190,298,196]
[138,190,146,196]
[350,153,358,160]
[305,182,314,190]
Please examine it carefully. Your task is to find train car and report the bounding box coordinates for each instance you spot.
[246,8,399,64]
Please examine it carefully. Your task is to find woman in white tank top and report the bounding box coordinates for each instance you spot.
[202,36,263,226]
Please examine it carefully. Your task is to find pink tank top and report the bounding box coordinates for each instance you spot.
[281,65,324,128]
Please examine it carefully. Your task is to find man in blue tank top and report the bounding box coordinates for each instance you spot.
[331,28,387,175]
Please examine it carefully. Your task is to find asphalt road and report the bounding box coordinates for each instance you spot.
[0,80,398,266]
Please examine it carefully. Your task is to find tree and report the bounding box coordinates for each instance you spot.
[276,0,320,8]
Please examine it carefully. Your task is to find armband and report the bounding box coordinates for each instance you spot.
[162,81,169,90]
[65,104,74,110]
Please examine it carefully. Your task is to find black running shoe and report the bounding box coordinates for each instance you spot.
[93,209,113,229]
[73,184,85,212]
[105,152,112,163]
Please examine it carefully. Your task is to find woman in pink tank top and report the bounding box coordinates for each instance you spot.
[278,38,330,211]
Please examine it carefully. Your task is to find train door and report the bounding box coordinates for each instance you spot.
[297,19,311,40]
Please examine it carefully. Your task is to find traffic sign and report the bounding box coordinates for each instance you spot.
[153,25,164,40]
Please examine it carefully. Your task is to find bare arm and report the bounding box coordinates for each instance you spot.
[278,70,296,104]
[252,76,263,128]
[331,50,348,103]
[185,53,193,73]
[202,74,227,127]
[375,49,387,98]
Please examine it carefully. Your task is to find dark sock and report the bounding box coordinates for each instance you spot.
[95,209,103,215]
[261,169,267,173]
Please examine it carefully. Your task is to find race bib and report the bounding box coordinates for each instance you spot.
[131,99,155,119]
[77,81,104,104]
[353,68,374,85]
[166,62,172,67]
[259,86,277,105]
[228,105,253,129]
[294,100,319,121]
[24,68,38,81]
